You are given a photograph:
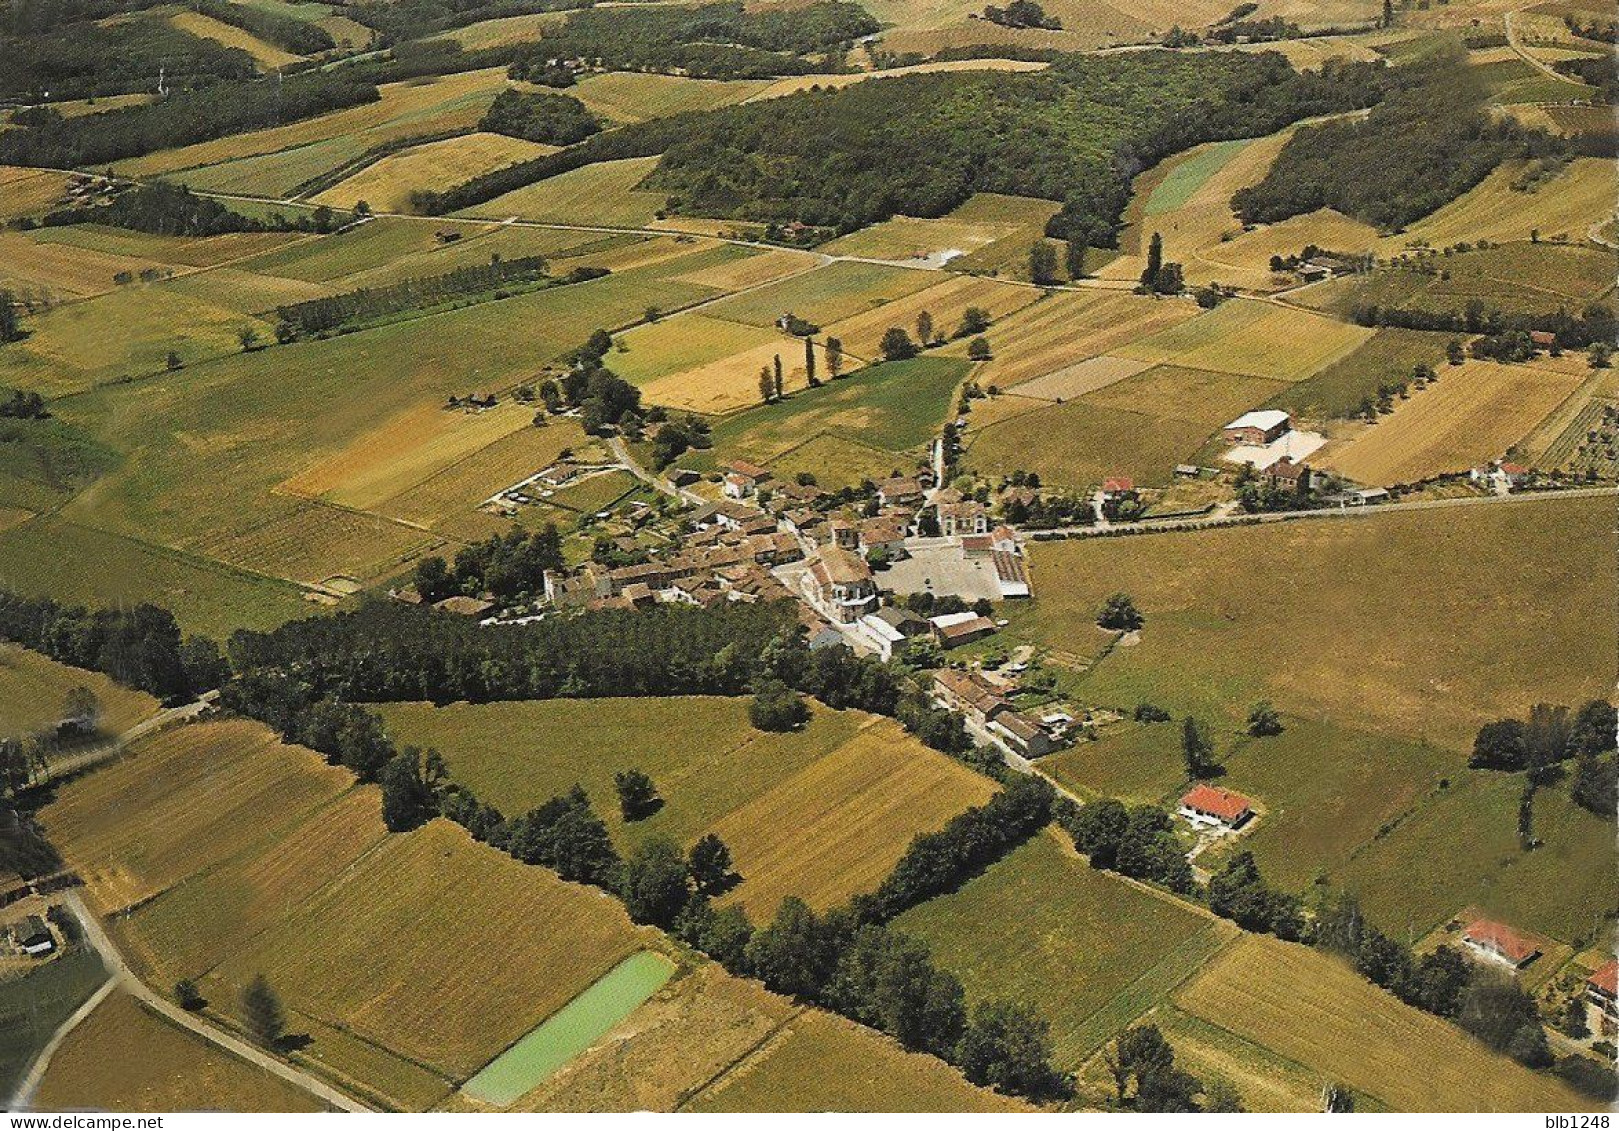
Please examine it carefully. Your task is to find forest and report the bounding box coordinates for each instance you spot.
[39,181,320,236]
[192,0,335,54]
[0,69,380,166]
[478,88,599,144]
[1232,53,1560,230]
[0,11,255,101]
[422,50,1386,243]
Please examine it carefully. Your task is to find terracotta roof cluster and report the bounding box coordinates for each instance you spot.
[1463,919,1540,965]
[934,668,1009,716]
[810,545,873,587]
[1179,784,1253,823]
[1589,958,1618,996]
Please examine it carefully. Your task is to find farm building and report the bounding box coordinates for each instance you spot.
[1461,919,1540,970]
[876,476,924,508]
[932,668,1010,726]
[722,460,771,499]
[1178,784,1254,831]
[931,611,997,649]
[1101,476,1135,501]
[10,914,54,956]
[858,517,909,558]
[938,500,990,537]
[856,605,929,660]
[825,519,859,550]
[992,550,1030,599]
[990,711,1059,758]
[800,546,878,623]
[1587,960,1617,1032]
[1266,458,1312,490]
[1223,410,1292,446]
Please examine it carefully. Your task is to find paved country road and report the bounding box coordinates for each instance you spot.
[11,890,372,1113]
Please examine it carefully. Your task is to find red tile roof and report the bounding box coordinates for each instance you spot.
[1179,784,1253,823]
[1589,959,1618,996]
[1463,919,1540,965]
[1103,477,1134,493]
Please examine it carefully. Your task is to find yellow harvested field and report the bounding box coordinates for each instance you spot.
[819,273,1042,360]
[38,719,355,915]
[1006,354,1153,400]
[744,58,1049,102]
[640,331,832,414]
[198,499,436,586]
[0,166,71,223]
[313,132,556,213]
[464,156,665,227]
[711,720,998,919]
[1195,208,1381,283]
[116,68,512,177]
[436,10,568,48]
[1315,359,1583,484]
[946,289,1198,389]
[168,10,302,69]
[1114,298,1373,382]
[820,216,1021,262]
[375,419,594,531]
[690,1009,1030,1112]
[280,401,535,509]
[162,264,339,313]
[1176,935,1598,1111]
[500,963,798,1113]
[671,247,821,291]
[563,72,771,123]
[37,993,326,1113]
[7,93,152,122]
[0,647,158,740]
[0,232,168,299]
[1387,158,1614,250]
[206,817,647,1080]
[121,786,388,986]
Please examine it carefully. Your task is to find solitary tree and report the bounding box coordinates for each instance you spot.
[61,685,101,734]
[175,979,205,1011]
[1028,241,1058,285]
[1246,701,1283,737]
[955,306,991,338]
[967,336,992,361]
[825,336,844,378]
[916,310,934,347]
[241,975,285,1048]
[236,325,261,352]
[1182,716,1216,779]
[165,349,183,370]
[1140,232,1164,292]
[1096,592,1143,631]
[614,768,661,821]
[758,366,775,404]
[804,335,817,385]
[689,833,736,894]
[880,327,918,362]
[0,289,20,343]
[772,353,784,399]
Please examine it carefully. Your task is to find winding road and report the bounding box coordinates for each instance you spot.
[10,890,372,1113]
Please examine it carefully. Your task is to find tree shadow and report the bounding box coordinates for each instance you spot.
[275,1033,313,1054]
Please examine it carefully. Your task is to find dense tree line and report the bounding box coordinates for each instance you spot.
[273,253,554,338]
[40,182,319,237]
[1060,797,1195,891]
[411,524,564,603]
[478,88,599,144]
[191,0,335,54]
[420,50,1382,231]
[346,0,585,43]
[0,13,255,100]
[1,0,163,37]
[980,1,1060,30]
[1470,700,1616,818]
[505,1,876,82]
[0,589,227,703]
[1231,53,1560,231]
[864,776,1055,920]
[0,388,48,419]
[1553,55,1616,104]
[0,69,380,167]
[1350,298,1615,350]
